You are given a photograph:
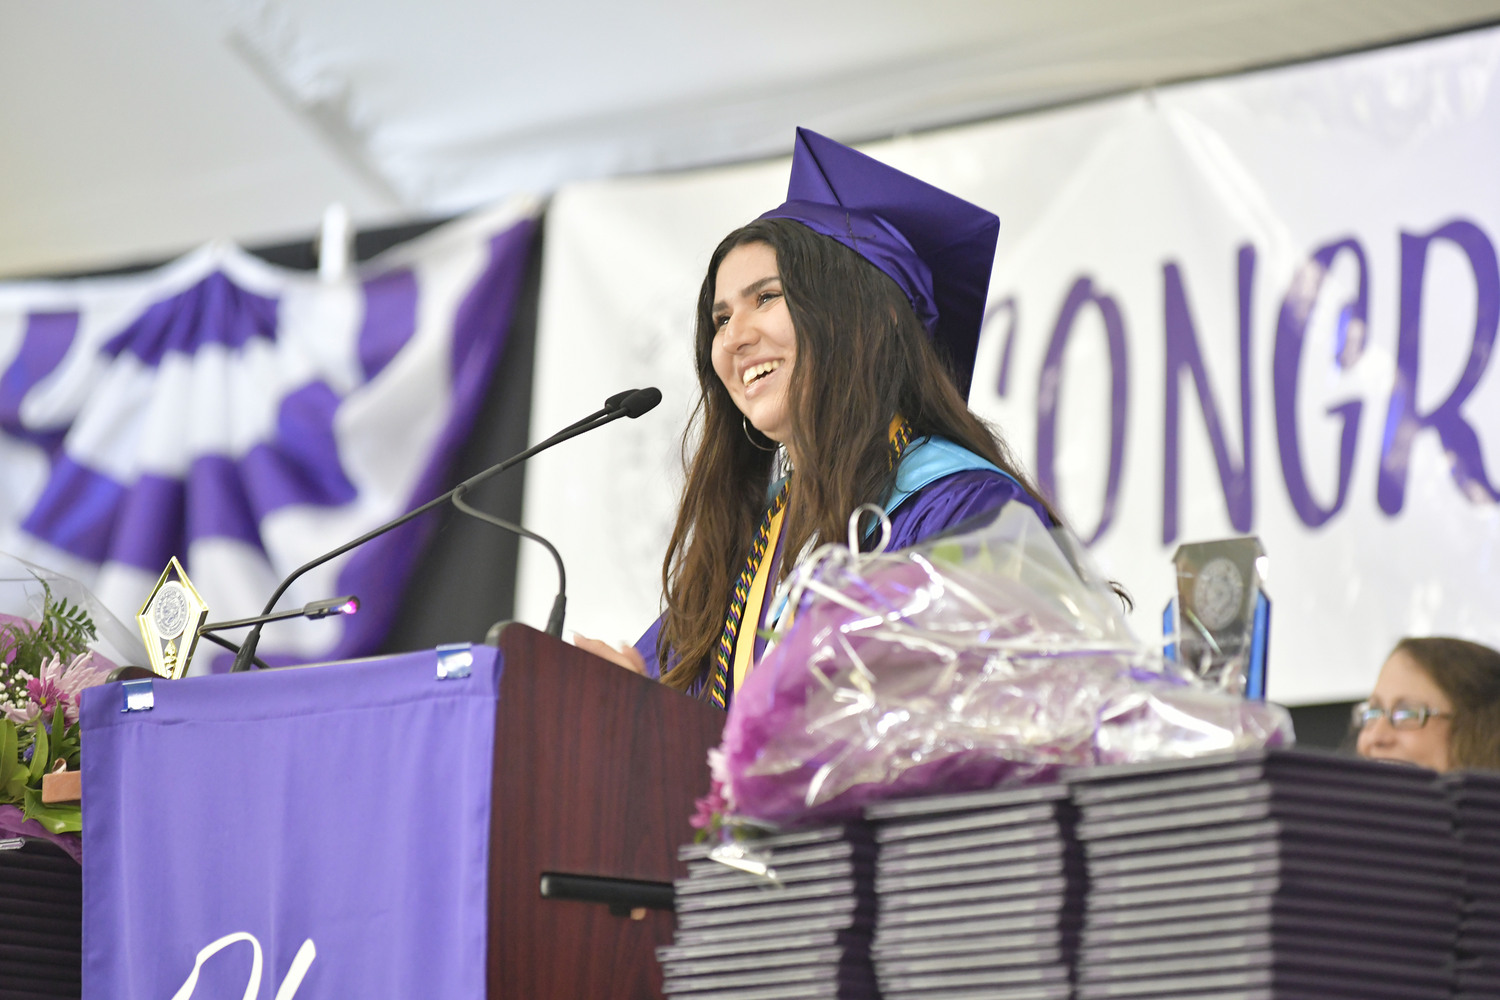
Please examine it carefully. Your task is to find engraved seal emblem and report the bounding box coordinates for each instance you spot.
[151,581,192,640]
[1192,557,1244,632]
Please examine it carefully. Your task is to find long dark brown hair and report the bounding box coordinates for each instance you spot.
[657,218,1055,693]
[1394,637,1500,771]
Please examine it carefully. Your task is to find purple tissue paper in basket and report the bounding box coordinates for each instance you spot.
[719,505,1293,827]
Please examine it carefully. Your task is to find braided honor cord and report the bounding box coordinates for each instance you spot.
[707,417,911,708]
[708,480,789,708]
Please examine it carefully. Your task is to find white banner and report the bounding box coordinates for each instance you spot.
[521,27,1500,705]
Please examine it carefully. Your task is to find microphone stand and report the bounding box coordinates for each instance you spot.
[451,487,567,637]
[198,631,272,672]
[448,387,659,640]
[230,390,659,672]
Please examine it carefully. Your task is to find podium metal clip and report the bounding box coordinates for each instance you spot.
[121,679,155,713]
[435,643,473,681]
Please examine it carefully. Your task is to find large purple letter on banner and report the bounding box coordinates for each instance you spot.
[1378,218,1500,514]
[1035,277,1129,547]
[1162,247,1256,545]
[81,648,500,999]
[1273,238,1369,529]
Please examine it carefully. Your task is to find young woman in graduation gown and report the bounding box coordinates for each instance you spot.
[578,129,1058,708]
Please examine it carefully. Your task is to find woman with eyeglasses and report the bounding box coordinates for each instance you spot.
[1354,637,1500,772]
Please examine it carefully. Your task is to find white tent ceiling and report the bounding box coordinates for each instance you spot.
[3,0,1499,278]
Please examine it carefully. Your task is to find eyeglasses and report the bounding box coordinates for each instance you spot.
[1351,701,1453,731]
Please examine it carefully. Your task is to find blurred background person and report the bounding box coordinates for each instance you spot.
[1354,637,1500,772]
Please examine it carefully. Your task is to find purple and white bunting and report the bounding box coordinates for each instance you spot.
[0,199,539,669]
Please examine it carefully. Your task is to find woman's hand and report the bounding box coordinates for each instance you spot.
[572,635,648,676]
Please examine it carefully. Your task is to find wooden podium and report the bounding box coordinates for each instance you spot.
[487,625,725,998]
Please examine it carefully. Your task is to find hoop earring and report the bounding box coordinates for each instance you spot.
[742,415,778,452]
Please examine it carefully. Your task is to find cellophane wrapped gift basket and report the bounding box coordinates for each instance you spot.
[705,504,1293,832]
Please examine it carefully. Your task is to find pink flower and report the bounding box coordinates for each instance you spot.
[25,676,67,717]
[7,654,109,726]
[706,747,734,808]
[689,748,737,836]
[689,781,729,831]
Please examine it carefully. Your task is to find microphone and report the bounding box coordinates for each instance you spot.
[619,386,662,418]
[204,596,360,634]
[451,386,661,494]
[229,388,662,671]
[199,597,360,671]
[450,385,662,639]
[553,386,652,436]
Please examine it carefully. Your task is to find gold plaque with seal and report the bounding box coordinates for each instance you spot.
[136,557,209,679]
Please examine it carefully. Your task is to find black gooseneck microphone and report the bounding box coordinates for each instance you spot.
[229,387,663,672]
[451,386,661,639]
[452,491,566,635]
[199,596,360,671]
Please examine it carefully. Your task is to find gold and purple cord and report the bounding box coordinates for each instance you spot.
[708,418,910,708]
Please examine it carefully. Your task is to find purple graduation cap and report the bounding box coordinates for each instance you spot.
[759,127,1000,397]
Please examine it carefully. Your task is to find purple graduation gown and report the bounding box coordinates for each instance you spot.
[634,464,1052,698]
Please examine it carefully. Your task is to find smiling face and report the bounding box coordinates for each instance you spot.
[710,242,797,444]
[1356,649,1455,772]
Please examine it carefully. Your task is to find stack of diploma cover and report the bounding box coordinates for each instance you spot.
[1069,749,1459,1000]
[662,825,878,999]
[0,838,81,998]
[865,784,1083,1000]
[1447,770,1500,1000]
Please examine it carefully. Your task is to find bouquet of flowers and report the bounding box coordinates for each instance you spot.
[0,580,116,835]
[702,504,1294,831]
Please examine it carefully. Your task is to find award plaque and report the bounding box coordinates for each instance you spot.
[1163,538,1270,698]
[136,558,209,679]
